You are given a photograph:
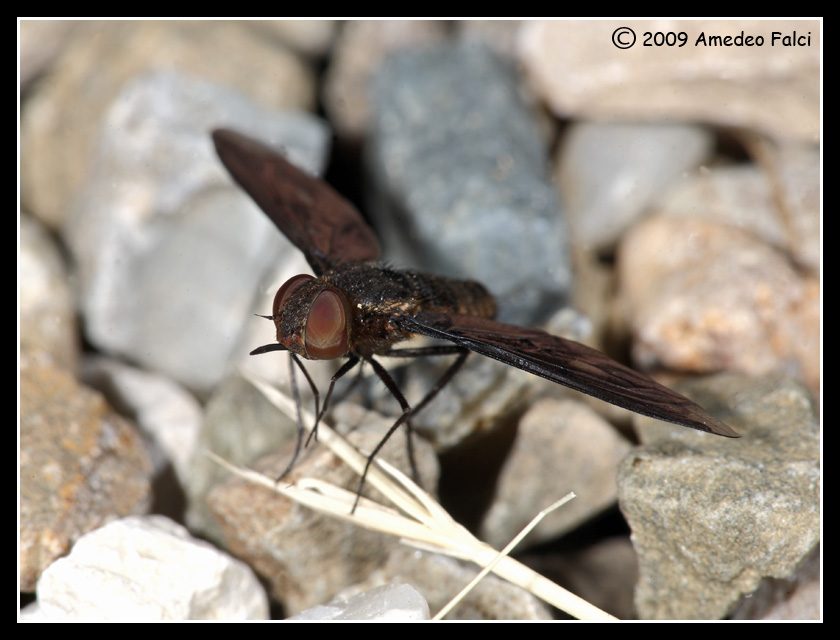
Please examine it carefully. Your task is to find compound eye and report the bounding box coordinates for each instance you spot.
[305,290,349,359]
[272,274,314,317]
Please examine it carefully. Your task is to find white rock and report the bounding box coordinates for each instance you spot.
[288,584,429,621]
[35,515,268,620]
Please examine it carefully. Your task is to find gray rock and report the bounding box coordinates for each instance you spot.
[479,398,632,549]
[63,70,329,393]
[367,41,570,326]
[619,373,820,619]
[347,546,553,620]
[556,121,713,250]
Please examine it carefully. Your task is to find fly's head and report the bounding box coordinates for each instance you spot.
[269,274,351,360]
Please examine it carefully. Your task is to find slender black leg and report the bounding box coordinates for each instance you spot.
[276,353,318,482]
[261,344,470,513]
[277,354,360,482]
[351,349,470,512]
[308,356,360,446]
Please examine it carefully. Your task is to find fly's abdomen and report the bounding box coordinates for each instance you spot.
[418,275,497,320]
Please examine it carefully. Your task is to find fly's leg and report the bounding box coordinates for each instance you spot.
[352,349,469,513]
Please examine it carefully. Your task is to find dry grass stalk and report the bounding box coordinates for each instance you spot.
[208,371,615,620]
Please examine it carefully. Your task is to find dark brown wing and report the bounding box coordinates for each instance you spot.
[212,129,381,275]
[404,311,739,438]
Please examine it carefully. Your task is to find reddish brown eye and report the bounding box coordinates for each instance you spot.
[305,290,349,359]
[272,274,314,317]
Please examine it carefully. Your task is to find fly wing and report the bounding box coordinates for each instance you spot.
[212,129,381,275]
[405,311,739,438]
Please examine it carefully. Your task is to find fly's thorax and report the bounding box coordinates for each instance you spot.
[272,274,351,360]
[316,264,496,355]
